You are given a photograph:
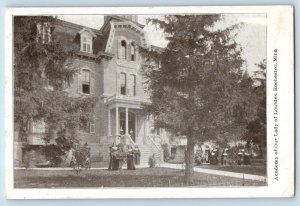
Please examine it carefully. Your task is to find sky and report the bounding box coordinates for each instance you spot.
[58,14,266,74]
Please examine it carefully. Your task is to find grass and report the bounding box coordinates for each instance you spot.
[14,167,266,188]
[196,164,266,176]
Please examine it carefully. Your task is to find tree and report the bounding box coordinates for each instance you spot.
[14,16,97,164]
[141,15,257,184]
[244,60,266,158]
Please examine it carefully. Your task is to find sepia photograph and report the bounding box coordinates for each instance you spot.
[4,6,294,198]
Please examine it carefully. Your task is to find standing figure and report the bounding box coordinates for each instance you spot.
[111,146,119,170]
[210,148,219,165]
[222,148,228,166]
[237,149,244,165]
[205,146,210,163]
[134,146,141,165]
[108,145,113,170]
[127,149,136,170]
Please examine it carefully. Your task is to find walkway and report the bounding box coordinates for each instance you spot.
[160,163,267,182]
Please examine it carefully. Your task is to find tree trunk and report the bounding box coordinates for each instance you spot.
[185,137,195,185]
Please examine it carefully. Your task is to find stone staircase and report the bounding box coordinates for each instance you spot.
[137,144,162,165]
[112,135,163,166]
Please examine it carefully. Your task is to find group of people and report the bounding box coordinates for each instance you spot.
[108,143,141,170]
[204,146,251,166]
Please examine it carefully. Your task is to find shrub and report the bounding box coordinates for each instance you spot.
[161,143,170,162]
[148,154,156,168]
[71,143,91,174]
[194,149,203,165]
[41,144,65,167]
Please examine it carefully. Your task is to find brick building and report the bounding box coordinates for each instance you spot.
[14,15,176,167]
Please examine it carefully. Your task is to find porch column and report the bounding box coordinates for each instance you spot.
[115,106,119,135]
[125,107,129,135]
[108,108,111,136]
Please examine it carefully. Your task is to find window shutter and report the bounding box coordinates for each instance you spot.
[77,70,81,93]
[90,71,95,94]
[117,38,122,59]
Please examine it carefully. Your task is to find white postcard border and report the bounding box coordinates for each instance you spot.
[5,6,294,199]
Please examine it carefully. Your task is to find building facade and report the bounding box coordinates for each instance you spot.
[14,15,171,167]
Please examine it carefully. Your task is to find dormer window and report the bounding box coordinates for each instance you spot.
[79,28,96,54]
[36,22,51,44]
[81,35,92,53]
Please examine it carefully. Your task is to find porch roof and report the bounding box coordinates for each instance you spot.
[106,94,151,109]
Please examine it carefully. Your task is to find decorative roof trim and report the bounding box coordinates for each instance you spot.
[78,28,97,38]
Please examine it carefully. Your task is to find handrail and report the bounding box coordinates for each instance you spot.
[146,135,162,152]
[126,134,136,146]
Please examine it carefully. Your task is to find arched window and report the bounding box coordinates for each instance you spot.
[120,40,127,59]
[130,42,136,61]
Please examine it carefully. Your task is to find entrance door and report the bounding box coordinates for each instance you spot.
[120,111,136,142]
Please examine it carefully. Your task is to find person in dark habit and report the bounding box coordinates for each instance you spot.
[111,146,119,170]
[127,149,136,170]
[133,145,141,165]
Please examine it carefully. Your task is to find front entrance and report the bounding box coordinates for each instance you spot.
[120,111,136,142]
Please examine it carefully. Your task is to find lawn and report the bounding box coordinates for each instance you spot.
[14,167,266,188]
[196,164,266,176]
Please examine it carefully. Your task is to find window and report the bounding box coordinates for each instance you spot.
[36,22,51,44]
[120,40,127,59]
[120,73,127,95]
[81,36,92,53]
[31,119,46,133]
[130,42,136,61]
[90,118,95,133]
[82,70,90,94]
[78,69,94,95]
[129,74,136,96]
[80,116,95,133]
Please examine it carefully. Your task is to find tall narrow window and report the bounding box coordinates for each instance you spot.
[82,70,90,94]
[81,36,92,53]
[130,42,136,61]
[129,74,136,96]
[120,73,127,95]
[90,117,95,133]
[120,40,127,59]
[36,22,51,44]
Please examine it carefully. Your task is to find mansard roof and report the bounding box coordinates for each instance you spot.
[53,17,162,60]
[53,18,112,58]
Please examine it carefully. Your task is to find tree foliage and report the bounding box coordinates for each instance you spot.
[141,15,259,183]
[14,16,97,162]
[244,59,266,157]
